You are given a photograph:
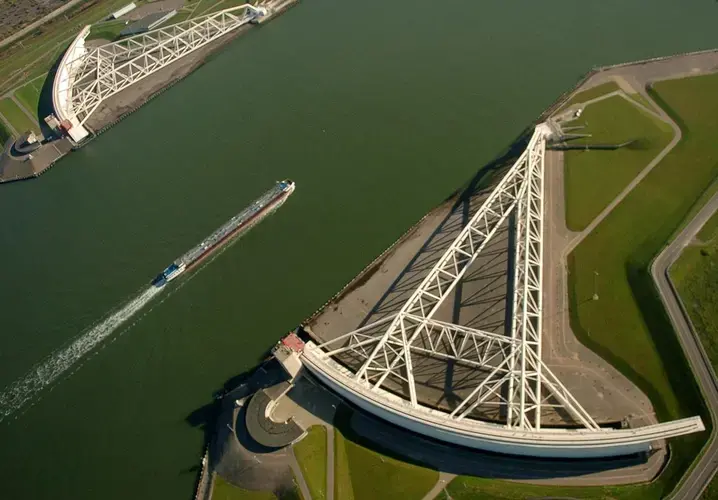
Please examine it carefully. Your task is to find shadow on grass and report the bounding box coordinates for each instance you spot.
[36,45,66,140]
[184,363,272,443]
[330,397,651,482]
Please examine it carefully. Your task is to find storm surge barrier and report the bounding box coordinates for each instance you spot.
[300,123,705,459]
[52,4,268,142]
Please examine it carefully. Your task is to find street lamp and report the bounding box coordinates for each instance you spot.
[592,270,599,301]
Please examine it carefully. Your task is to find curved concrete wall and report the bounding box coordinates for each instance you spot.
[52,25,91,142]
[302,342,704,459]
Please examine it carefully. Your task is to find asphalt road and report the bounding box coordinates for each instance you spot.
[652,191,718,500]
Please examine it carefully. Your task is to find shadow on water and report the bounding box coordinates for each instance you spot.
[355,130,531,329]
[186,401,220,447]
[184,364,268,445]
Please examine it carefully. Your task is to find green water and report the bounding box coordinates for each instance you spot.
[0,0,715,497]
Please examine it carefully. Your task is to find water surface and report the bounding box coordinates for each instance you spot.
[0,0,715,497]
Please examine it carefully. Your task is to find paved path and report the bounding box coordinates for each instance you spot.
[0,112,18,137]
[652,192,718,500]
[326,424,335,500]
[423,472,456,500]
[568,91,681,251]
[289,449,313,500]
[10,93,39,130]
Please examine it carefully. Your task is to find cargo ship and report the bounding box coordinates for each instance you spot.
[152,179,295,287]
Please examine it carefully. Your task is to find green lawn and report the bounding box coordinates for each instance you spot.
[212,475,276,500]
[697,210,718,242]
[627,92,656,112]
[188,0,221,17]
[671,242,718,371]
[333,406,438,500]
[14,75,45,118]
[0,117,11,143]
[446,476,662,500]
[564,72,718,498]
[559,81,620,111]
[670,219,718,500]
[158,10,192,26]
[702,479,718,499]
[563,95,674,231]
[294,426,327,500]
[87,19,129,41]
[0,97,38,134]
[197,0,252,16]
[211,474,302,500]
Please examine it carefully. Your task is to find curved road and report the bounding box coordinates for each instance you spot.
[652,192,718,500]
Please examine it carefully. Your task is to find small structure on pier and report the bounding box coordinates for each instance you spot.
[272,333,305,380]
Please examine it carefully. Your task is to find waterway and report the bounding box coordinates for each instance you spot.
[0,0,715,498]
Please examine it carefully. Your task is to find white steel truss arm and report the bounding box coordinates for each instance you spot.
[58,5,266,128]
[321,314,517,374]
[353,128,547,407]
[507,125,548,430]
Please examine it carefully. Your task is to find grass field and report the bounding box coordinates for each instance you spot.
[212,475,276,500]
[563,95,674,231]
[697,210,718,242]
[0,117,11,143]
[0,97,38,134]
[14,75,44,118]
[671,241,718,371]
[196,0,252,16]
[211,474,303,500]
[333,406,438,500]
[559,81,620,111]
[564,72,718,497]
[446,475,661,500]
[87,19,130,41]
[627,92,656,112]
[294,426,327,500]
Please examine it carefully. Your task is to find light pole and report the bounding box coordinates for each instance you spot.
[592,270,599,301]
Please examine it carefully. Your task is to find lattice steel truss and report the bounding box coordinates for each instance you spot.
[317,124,601,431]
[62,4,265,127]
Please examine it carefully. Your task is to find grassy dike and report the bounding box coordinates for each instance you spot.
[563,95,674,231]
[333,405,438,500]
[211,475,302,500]
[449,73,718,499]
[567,73,718,494]
[671,207,718,370]
[294,426,327,500]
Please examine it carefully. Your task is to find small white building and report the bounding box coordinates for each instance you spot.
[110,2,137,19]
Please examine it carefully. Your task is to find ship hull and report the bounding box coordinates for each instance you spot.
[185,189,290,272]
[150,180,294,286]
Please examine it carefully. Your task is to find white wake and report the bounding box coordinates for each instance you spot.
[0,286,163,422]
